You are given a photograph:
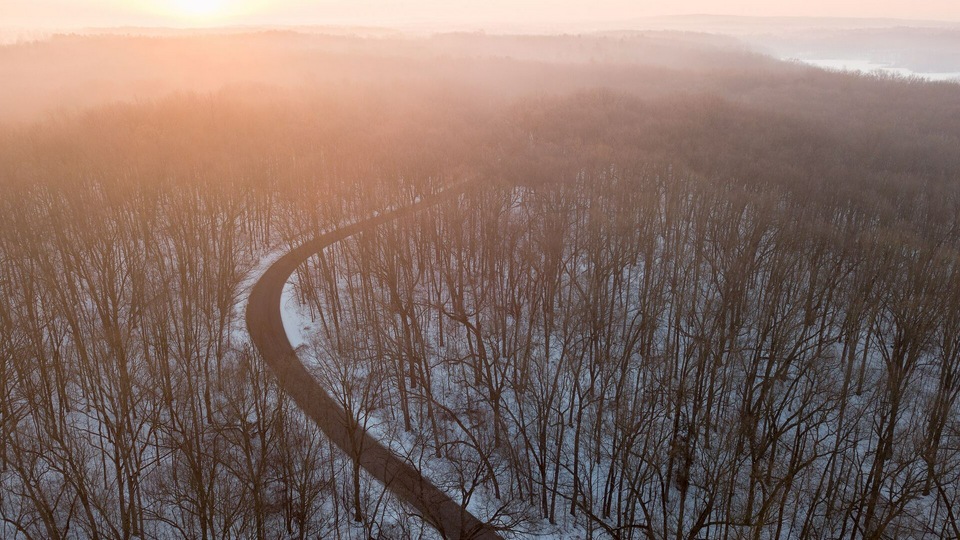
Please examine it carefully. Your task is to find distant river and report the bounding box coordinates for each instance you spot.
[797,58,960,83]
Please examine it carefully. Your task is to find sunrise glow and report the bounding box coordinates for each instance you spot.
[171,0,229,19]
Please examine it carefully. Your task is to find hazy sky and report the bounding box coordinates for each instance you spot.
[3,0,960,28]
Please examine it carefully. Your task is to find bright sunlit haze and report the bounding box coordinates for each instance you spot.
[4,0,960,28]
[171,0,230,19]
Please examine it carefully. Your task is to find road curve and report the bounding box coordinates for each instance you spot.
[246,184,502,540]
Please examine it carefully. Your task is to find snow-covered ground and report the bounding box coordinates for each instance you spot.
[271,236,587,539]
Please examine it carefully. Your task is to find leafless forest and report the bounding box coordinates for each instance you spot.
[1,32,960,539]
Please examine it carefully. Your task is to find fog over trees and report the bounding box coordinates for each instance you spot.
[1,30,959,539]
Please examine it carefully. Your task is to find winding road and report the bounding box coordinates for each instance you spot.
[245,185,502,540]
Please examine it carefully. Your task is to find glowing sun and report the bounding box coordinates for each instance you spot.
[172,0,229,18]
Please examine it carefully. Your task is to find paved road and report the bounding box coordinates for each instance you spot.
[246,186,502,539]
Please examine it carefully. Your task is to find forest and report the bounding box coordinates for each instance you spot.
[1,31,960,539]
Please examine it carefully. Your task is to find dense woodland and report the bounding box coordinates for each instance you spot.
[1,32,960,539]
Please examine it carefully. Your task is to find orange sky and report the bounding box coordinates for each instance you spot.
[3,0,960,28]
